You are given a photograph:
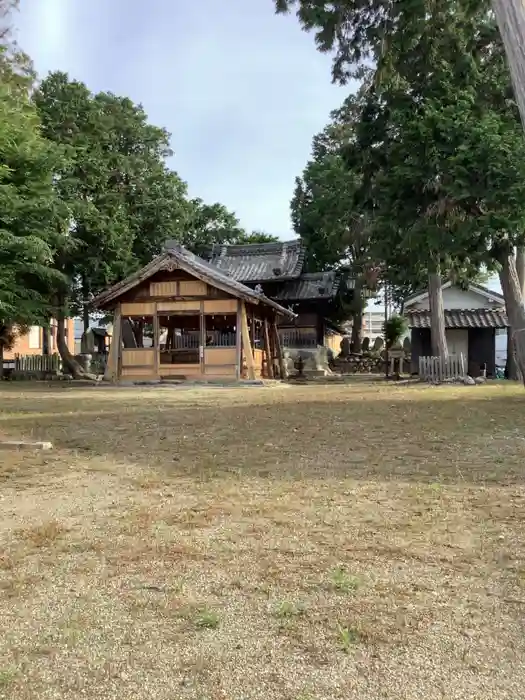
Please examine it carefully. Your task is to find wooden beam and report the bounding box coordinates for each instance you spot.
[263,318,274,379]
[240,301,255,380]
[104,305,122,382]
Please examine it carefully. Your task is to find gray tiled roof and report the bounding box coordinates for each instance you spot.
[271,271,340,300]
[200,240,305,282]
[406,309,508,329]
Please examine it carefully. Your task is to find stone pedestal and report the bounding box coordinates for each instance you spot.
[389,348,405,376]
[75,353,92,373]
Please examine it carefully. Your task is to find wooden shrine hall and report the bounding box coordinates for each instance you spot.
[92,244,296,382]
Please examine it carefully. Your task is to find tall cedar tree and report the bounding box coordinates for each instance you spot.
[277,0,525,373]
[291,81,380,352]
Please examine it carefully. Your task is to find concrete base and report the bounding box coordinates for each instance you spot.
[0,441,53,451]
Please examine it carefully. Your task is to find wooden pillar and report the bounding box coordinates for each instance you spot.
[240,301,255,380]
[235,301,242,379]
[273,321,287,379]
[268,317,277,377]
[153,308,160,378]
[263,318,274,379]
[104,305,122,382]
[316,315,324,346]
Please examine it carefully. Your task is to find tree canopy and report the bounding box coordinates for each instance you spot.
[282,0,525,368]
[0,29,67,366]
[184,199,277,253]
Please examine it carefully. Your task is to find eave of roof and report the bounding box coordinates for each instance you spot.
[271,271,341,301]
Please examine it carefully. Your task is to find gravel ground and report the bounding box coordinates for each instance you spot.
[0,382,524,699]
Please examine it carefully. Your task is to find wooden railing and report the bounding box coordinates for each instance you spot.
[205,332,236,348]
[169,333,200,349]
[278,329,317,348]
[162,331,237,349]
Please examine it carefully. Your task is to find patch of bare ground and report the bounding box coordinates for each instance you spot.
[0,382,524,699]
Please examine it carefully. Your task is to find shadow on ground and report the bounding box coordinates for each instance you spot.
[0,383,523,485]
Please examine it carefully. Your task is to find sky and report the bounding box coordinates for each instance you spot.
[16,0,350,237]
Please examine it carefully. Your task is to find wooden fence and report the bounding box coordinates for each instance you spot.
[14,353,62,373]
[419,354,466,382]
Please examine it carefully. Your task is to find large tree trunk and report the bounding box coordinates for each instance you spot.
[349,276,366,353]
[0,323,14,379]
[42,325,50,355]
[56,297,96,380]
[82,304,90,334]
[506,330,518,379]
[506,247,525,379]
[350,309,364,353]
[428,266,448,358]
[499,251,525,385]
[81,276,91,333]
[350,288,365,354]
[517,246,525,298]
[493,0,525,380]
[492,0,525,133]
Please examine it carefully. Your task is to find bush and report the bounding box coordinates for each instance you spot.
[383,315,408,349]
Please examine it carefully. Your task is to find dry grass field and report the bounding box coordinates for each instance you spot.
[0,381,524,700]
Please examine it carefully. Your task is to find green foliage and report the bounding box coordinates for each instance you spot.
[337,624,361,651]
[330,567,360,593]
[34,73,274,321]
[194,608,220,629]
[0,50,66,347]
[33,72,191,318]
[281,1,525,298]
[275,0,490,85]
[291,72,431,304]
[244,230,279,244]
[362,7,525,274]
[291,82,373,273]
[273,600,306,618]
[0,666,17,687]
[383,315,407,349]
[183,199,278,254]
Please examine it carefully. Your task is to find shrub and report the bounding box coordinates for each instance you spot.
[383,315,408,349]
